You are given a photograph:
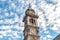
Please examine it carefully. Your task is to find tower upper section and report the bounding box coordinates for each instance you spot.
[23,4,38,22]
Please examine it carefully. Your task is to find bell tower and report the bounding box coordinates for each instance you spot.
[23,4,40,40]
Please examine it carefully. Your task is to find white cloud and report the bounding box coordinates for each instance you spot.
[0,20,4,23]
[0,35,3,38]
[21,0,25,4]
[35,0,60,31]
[47,35,52,38]
[10,12,15,16]
[14,24,24,31]
[11,2,16,8]
[5,12,9,16]
[4,19,14,24]
[51,26,58,31]
[44,31,49,34]
[43,37,46,40]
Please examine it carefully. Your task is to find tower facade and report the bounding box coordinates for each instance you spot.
[23,4,40,40]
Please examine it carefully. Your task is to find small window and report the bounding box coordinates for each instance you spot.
[27,29,30,32]
[36,30,39,34]
[30,18,35,24]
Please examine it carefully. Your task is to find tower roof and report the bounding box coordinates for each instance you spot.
[24,3,39,18]
[27,3,35,13]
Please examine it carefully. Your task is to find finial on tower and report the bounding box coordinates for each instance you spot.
[28,0,31,9]
[28,3,31,9]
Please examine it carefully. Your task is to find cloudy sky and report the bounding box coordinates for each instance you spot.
[0,0,60,40]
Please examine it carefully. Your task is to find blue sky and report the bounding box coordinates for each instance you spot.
[0,0,60,40]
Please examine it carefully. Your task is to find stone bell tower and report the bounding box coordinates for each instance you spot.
[23,4,40,40]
